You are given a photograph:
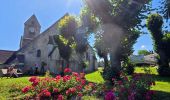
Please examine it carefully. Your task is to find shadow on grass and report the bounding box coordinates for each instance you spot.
[151,74,170,83]
[153,91,170,100]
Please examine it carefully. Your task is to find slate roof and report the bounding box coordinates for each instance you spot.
[0,50,16,64]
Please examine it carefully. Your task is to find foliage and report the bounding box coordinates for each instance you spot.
[159,0,170,20]
[146,13,170,76]
[80,6,99,33]
[83,0,150,81]
[138,50,152,55]
[125,63,135,75]
[81,61,89,69]
[54,35,72,62]
[21,68,94,99]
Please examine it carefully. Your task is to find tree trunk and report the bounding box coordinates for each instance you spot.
[103,55,109,73]
[159,50,169,67]
[110,52,121,75]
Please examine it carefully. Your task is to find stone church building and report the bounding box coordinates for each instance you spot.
[2,14,97,74]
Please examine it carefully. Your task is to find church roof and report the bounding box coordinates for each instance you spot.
[0,50,16,64]
[24,14,41,28]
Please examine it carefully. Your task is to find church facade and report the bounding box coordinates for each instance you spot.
[4,14,97,74]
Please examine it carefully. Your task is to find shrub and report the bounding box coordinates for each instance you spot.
[21,68,96,100]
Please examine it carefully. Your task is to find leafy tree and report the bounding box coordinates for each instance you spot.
[159,0,170,20]
[138,50,151,55]
[83,0,150,81]
[146,13,170,76]
[54,15,78,68]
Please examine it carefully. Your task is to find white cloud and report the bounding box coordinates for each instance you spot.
[141,45,146,49]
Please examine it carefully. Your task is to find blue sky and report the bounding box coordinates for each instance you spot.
[0,0,160,54]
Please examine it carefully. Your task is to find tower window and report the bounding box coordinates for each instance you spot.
[37,49,41,57]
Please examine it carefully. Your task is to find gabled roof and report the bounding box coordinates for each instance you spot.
[0,50,16,64]
[24,14,41,28]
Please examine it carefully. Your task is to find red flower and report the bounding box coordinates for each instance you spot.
[69,87,76,93]
[63,75,71,82]
[58,95,64,100]
[44,91,51,97]
[55,75,61,81]
[53,88,59,93]
[81,79,86,85]
[32,79,39,87]
[76,77,81,82]
[29,76,37,82]
[78,93,83,97]
[72,72,79,77]
[22,86,31,93]
[64,68,72,73]
[76,85,82,90]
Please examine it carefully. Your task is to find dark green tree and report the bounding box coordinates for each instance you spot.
[146,13,170,76]
[83,0,150,81]
[138,50,151,55]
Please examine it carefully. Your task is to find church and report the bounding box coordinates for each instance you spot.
[0,13,97,74]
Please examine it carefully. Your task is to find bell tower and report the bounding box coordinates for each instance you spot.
[20,15,41,48]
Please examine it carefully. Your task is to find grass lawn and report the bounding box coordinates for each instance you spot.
[0,77,30,100]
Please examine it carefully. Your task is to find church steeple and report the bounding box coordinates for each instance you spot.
[20,15,41,48]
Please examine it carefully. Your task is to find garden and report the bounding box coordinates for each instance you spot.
[0,67,170,100]
[1,0,170,100]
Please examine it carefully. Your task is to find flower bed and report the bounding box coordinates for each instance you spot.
[22,68,156,100]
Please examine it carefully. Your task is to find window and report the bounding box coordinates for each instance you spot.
[37,49,41,57]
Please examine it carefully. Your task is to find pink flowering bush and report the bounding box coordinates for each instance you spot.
[21,68,96,100]
[103,72,156,100]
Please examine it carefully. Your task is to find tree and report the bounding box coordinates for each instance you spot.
[83,0,150,81]
[146,13,170,76]
[138,50,151,55]
[54,15,78,69]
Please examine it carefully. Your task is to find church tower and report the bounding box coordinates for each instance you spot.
[20,15,41,48]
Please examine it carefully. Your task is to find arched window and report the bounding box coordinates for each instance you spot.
[37,49,41,57]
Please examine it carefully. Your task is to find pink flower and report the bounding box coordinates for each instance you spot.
[32,79,39,87]
[53,88,59,93]
[63,75,71,82]
[72,72,79,77]
[44,91,51,97]
[64,68,72,73]
[81,79,86,85]
[76,85,82,90]
[22,86,31,93]
[55,75,61,81]
[29,76,37,82]
[76,77,81,82]
[69,87,76,93]
[105,91,115,100]
[58,95,64,100]
[78,93,83,97]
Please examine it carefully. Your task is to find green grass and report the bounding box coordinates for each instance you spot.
[85,68,104,84]
[0,77,31,100]
[134,66,170,93]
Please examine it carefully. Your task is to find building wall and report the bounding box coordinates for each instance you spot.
[18,15,97,74]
